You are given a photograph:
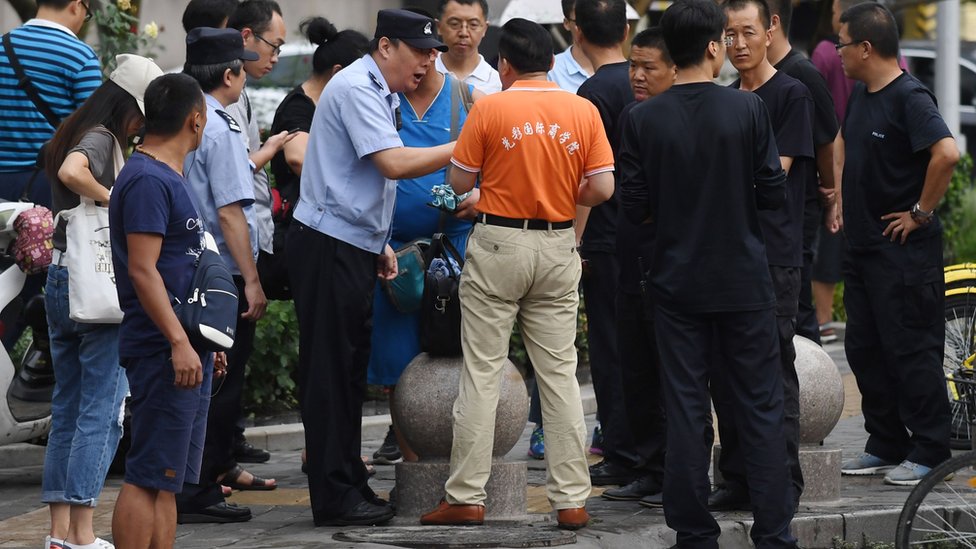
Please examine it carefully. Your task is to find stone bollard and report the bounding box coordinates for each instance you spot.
[794,335,844,502]
[391,353,530,520]
[713,335,845,502]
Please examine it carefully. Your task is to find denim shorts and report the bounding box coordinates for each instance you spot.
[123,349,212,493]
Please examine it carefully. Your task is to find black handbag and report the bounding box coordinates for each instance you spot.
[420,233,464,356]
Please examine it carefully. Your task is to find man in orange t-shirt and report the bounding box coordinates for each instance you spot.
[421,18,614,530]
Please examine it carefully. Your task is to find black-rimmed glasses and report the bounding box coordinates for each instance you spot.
[80,0,92,22]
[835,40,862,51]
[254,33,282,56]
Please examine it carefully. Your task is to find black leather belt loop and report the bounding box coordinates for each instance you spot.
[478,213,574,231]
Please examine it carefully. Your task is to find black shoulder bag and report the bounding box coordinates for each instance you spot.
[420,233,465,356]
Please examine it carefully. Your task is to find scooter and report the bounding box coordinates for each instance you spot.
[0,201,55,445]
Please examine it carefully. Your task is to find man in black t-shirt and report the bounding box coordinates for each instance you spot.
[619,1,796,546]
[835,2,957,486]
[765,0,841,344]
[601,27,675,507]
[573,0,642,488]
[710,0,814,512]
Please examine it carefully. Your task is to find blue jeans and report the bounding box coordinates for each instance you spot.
[41,265,127,506]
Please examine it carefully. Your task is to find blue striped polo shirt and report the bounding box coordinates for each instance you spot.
[0,20,101,171]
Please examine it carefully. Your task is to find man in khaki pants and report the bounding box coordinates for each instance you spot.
[420,17,615,530]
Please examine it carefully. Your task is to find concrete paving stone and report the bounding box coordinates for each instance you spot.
[789,514,845,548]
[842,508,902,546]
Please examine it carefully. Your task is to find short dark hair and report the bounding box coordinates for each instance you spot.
[227,0,282,35]
[561,0,576,18]
[765,0,793,34]
[722,0,772,30]
[368,37,401,54]
[144,74,205,137]
[182,0,239,33]
[839,0,877,13]
[840,2,899,58]
[183,60,244,93]
[661,0,727,69]
[36,0,74,9]
[576,0,627,48]
[631,27,673,66]
[498,18,553,74]
[437,0,489,19]
[301,17,369,76]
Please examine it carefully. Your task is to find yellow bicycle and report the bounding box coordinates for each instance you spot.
[945,263,976,449]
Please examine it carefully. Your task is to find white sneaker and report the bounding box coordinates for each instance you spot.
[45,536,66,549]
[64,538,114,549]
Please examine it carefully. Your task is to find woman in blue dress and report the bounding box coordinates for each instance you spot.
[368,66,481,463]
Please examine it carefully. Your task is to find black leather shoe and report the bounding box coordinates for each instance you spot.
[589,459,640,486]
[177,502,252,524]
[316,500,395,527]
[602,476,663,501]
[708,486,751,511]
[638,492,664,508]
[234,441,271,463]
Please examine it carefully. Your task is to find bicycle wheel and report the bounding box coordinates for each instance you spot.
[946,294,976,449]
[896,451,976,548]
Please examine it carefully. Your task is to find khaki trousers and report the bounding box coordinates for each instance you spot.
[445,223,591,510]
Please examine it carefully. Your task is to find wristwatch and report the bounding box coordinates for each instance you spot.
[910,202,934,225]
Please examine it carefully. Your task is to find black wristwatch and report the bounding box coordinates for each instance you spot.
[910,202,934,225]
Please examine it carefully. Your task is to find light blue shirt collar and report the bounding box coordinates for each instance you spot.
[362,54,400,110]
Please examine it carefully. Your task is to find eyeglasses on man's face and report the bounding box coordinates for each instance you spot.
[835,40,863,51]
[445,18,484,32]
[79,0,92,22]
[254,33,282,56]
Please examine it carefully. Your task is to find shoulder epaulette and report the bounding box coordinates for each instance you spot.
[216,110,241,133]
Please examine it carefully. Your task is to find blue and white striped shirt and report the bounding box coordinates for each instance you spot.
[0,20,101,171]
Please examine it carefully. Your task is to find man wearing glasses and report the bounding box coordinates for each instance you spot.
[835,2,957,486]
[435,0,501,94]
[0,0,100,206]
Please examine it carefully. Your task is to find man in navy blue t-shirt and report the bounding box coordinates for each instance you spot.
[835,2,958,486]
[109,74,214,549]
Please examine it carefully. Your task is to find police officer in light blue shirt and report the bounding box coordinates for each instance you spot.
[184,94,259,270]
[177,27,269,525]
[286,8,457,527]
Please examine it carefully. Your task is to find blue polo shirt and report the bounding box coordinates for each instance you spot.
[183,94,258,275]
[293,54,403,254]
[548,46,590,94]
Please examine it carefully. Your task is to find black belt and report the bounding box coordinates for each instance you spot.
[478,213,574,231]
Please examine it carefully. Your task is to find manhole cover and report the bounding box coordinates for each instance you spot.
[333,526,577,548]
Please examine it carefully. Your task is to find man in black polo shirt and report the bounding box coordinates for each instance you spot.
[619,0,796,545]
[765,0,841,344]
[710,0,814,512]
[574,0,642,488]
[835,2,957,486]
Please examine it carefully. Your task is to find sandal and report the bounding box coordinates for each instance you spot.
[219,464,277,491]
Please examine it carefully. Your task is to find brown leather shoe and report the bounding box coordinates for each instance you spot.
[420,499,485,526]
[557,507,590,530]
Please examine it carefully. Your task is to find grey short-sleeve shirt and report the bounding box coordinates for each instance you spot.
[52,125,116,251]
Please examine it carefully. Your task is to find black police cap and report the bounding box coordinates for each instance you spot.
[374,9,448,52]
[186,27,260,65]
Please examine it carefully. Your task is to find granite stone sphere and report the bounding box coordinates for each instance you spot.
[392,353,529,460]
[794,335,845,444]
